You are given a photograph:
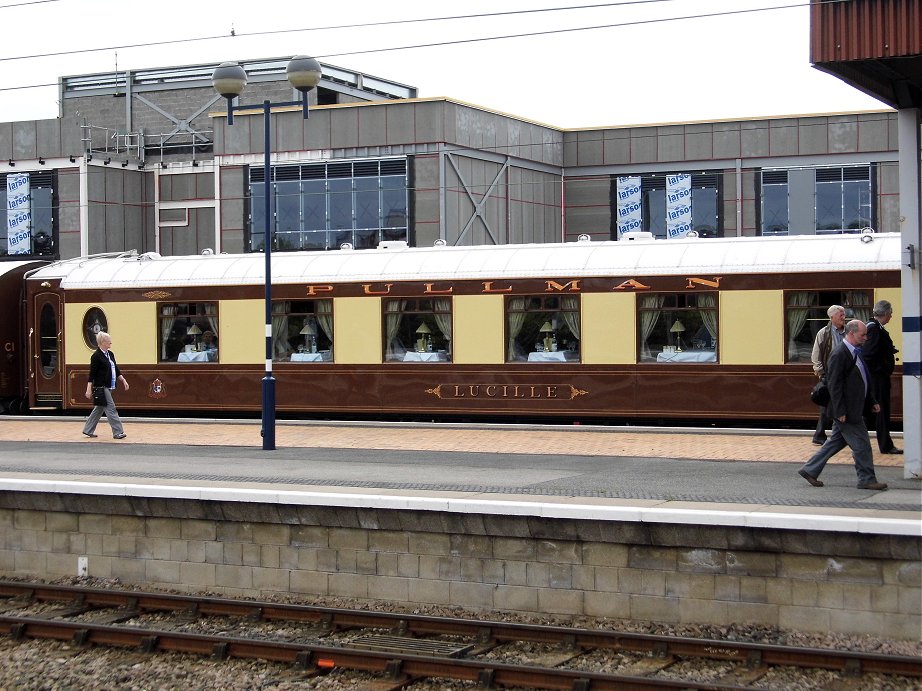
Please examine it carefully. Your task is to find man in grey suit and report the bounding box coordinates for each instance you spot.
[799,319,887,490]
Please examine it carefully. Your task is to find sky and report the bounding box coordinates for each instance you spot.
[0,0,888,129]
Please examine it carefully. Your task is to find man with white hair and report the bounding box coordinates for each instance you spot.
[810,304,846,445]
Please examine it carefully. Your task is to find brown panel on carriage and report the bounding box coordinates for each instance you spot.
[62,363,903,423]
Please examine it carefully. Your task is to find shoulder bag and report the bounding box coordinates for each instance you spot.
[92,387,108,407]
[810,378,829,407]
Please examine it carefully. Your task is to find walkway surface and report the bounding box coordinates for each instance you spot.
[0,416,911,465]
[0,416,918,534]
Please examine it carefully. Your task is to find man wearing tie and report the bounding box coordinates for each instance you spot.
[798,320,887,490]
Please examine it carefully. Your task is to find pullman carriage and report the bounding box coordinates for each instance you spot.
[22,233,902,423]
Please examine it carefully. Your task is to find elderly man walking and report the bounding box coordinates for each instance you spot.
[799,320,887,490]
[810,304,846,445]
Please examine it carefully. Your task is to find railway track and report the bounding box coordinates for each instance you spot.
[0,581,919,689]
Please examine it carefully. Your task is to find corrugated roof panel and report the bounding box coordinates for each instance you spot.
[30,234,901,291]
[811,0,921,62]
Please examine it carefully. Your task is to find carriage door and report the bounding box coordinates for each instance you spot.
[30,293,63,407]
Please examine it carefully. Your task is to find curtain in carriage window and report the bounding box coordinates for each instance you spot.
[383,298,452,362]
[271,300,333,361]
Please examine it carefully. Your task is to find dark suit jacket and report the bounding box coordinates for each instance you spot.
[88,348,121,388]
[863,318,896,379]
[826,342,875,424]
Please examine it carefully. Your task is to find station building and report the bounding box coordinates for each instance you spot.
[0,56,917,261]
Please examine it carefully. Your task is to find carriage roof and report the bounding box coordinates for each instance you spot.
[27,233,901,290]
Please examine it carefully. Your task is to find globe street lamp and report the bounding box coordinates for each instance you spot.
[212,56,322,450]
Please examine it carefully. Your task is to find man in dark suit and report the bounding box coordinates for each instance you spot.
[863,300,901,454]
[799,320,887,490]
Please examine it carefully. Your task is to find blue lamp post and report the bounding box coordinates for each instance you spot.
[212,56,322,450]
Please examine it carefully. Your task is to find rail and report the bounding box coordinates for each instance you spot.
[0,581,918,689]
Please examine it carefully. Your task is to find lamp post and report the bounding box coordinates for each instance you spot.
[212,56,322,450]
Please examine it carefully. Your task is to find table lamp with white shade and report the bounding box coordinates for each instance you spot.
[540,321,555,353]
[186,324,202,351]
[415,322,432,352]
[299,323,317,353]
[670,320,686,352]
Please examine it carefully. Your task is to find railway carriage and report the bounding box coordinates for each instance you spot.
[0,260,47,413]
[20,232,902,423]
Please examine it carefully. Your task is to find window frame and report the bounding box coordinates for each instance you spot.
[383,297,453,363]
[504,295,581,363]
[783,289,873,363]
[158,301,219,363]
[271,299,334,363]
[0,170,58,258]
[616,172,722,239]
[637,292,719,364]
[814,165,874,233]
[247,158,410,252]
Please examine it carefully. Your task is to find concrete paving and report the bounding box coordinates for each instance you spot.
[0,417,917,520]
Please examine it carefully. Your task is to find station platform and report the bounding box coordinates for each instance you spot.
[0,416,917,536]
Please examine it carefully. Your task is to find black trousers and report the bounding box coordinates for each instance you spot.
[814,406,833,442]
[865,375,896,452]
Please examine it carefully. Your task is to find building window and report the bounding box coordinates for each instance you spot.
[638,293,718,363]
[159,302,218,363]
[619,173,720,239]
[0,170,56,257]
[759,170,789,235]
[506,296,580,362]
[249,158,409,252]
[785,290,872,362]
[815,165,873,233]
[384,298,452,362]
[272,299,333,362]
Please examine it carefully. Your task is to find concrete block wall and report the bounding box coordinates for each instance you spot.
[0,493,918,640]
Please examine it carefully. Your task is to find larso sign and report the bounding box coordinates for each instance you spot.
[6,173,31,254]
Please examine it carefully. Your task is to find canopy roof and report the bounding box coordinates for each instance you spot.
[28,233,901,291]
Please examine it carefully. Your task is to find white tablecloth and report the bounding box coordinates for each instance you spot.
[177,350,215,362]
[291,352,325,362]
[656,350,717,363]
[403,351,448,362]
[527,351,578,362]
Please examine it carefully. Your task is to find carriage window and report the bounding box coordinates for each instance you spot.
[384,298,452,363]
[506,296,580,363]
[159,302,218,363]
[785,290,871,362]
[639,293,717,363]
[272,300,333,362]
[82,308,108,349]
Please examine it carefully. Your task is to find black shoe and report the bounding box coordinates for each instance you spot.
[798,469,824,487]
[857,482,888,490]
[83,432,97,438]
[113,433,127,439]
[882,448,903,455]
[811,438,826,446]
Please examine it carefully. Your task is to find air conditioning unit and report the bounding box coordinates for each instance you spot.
[621,231,655,241]
[377,240,408,250]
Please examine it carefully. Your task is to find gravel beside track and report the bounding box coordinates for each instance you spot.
[0,577,919,690]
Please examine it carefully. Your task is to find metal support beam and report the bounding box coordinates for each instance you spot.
[898,107,921,479]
